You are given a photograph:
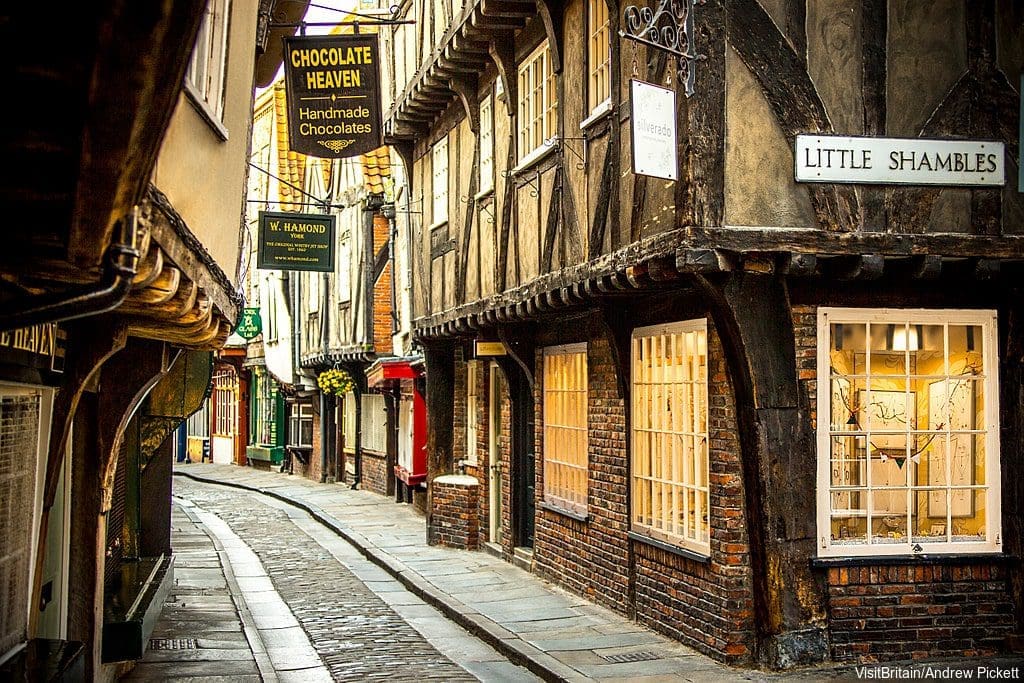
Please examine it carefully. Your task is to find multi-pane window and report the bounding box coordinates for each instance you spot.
[518,42,557,161]
[432,137,449,225]
[362,393,387,453]
[587,0,611,113]
[212,368,237,437]
[186,0,231,123]
[465,361,479,464]
[817,308,1000,556]
[288,402,313,448]
[631,321,709,554]
[542,344,588,514]
[251,369,278,446]
[479,95,494,195]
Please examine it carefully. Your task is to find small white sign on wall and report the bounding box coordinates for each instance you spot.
[630,80,678,181]
[795,135,1005,186]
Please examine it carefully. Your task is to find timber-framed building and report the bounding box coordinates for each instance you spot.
[380,0,1024,668]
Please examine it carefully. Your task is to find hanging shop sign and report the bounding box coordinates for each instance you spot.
[0,323,66,373]
[257,211,336,272]
[473,340,507,357]
[235,308,263,340]
[630,80,678,181]
[795,135,1005,186]
[283,33,383,158]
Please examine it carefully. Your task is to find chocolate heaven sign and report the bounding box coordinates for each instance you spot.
[283,34,382,158]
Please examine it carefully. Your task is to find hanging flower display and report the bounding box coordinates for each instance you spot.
[317,367,355,396]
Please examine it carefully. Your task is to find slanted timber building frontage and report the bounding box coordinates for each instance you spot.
[378,0,1024,669]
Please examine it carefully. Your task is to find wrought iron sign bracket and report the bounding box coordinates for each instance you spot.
[620,0,705,97]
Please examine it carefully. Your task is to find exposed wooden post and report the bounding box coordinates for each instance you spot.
[693,271,827,669]
[424,339,456,543]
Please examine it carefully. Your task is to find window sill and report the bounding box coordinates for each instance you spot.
[811,552,1017,568]
[579,99,612,131]
[428,219,449,232]
[184,83,229,142]
[474,187,494,202]
[513,138,559,175]
[628,531,710,564]
[540,500,589,522]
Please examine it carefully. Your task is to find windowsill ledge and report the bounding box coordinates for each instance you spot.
[474,187,494,202]
[428,219,449,232]
[184,83,229,142]
[579,99,612,131]
[811,552,1017,568]
[539,500,589,522]
[512,138,559,175]
[628,531,710,564]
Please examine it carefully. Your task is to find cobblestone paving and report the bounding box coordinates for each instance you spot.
[175,478,476,682]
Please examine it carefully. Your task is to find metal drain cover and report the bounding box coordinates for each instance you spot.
[601,651,659,663]
[149,638,198,650]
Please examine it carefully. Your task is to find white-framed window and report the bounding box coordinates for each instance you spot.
[431,137,449,226]
[186,0,231,126]
[587,0,611,114]
[517,42,557,162]
[542,343,588,515]
[465,360,479,464]
[631,320,709,555]
[288,402,313,448]
[361,393,387,453]
[265,276,278,342]
[817,308,1001,557]
[212,368,238,437]
[478,95,494,195]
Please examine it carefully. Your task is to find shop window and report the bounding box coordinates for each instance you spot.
[543,344,588,515]
[465,360,479,464]
[517,42,557,163]
[587,0,611,115]
[361,393,387,453]
[818,308,1001,556]
[212,368,237,437]
[252,370,278,446]
[288,402,313,448]
[185,0,231,129]
[631,320,709,555]
[431,137,449,226]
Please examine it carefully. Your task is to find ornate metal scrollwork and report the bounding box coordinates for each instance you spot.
[621,0,704,97]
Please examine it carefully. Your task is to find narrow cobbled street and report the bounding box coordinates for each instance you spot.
[128,478,537,682]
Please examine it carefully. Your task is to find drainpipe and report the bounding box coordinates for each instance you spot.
[0,209,142,331]
[320,271,330,482]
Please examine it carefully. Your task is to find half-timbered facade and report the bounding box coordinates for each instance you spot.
[380,0,1024,668]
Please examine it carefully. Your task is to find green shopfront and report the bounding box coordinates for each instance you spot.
[247,366,285,467]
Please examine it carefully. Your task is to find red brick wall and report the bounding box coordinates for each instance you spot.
[794,304,1015,663]
[372,214,393,353]
[361,449,388,495]
[827,564,1014,661]
[530,326,756,663]
[429,476,481,549]
[533,336,630,612]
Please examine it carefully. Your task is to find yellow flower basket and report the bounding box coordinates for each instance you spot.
[317,368,355,396]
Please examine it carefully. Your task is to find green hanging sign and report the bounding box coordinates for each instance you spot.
[235,308,263,340]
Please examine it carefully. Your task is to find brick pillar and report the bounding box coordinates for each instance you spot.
[428,475,480,549]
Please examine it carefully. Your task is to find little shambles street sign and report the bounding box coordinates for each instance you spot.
[283,34,383,158]
[795,135,1005,186]
[257,211,335,272]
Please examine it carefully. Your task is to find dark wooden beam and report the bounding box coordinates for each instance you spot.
[726,0,859,232]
